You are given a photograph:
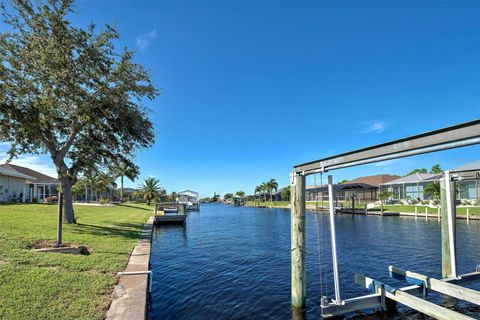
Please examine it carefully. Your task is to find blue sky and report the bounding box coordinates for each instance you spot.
[1,1,479,197]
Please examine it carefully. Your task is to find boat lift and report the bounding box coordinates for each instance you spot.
[290,119,480,319]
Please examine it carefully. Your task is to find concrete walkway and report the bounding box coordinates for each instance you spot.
[106,216,154,320]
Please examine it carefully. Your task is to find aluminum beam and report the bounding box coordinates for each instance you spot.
[355,274,474,320]
[389,266,480,306]
[294,119,480,175]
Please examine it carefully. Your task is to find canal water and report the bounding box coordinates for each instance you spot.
[148,204,480,319]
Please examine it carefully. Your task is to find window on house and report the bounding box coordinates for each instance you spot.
[458,181,476,200]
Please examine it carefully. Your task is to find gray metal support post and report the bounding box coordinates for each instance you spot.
[441,171,457,278]
[291,172,306,309]
[328,175,342,304]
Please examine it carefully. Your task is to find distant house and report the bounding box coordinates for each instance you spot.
[0,164,59,202]
[380,161,480,202]
[379,173,442,201]
[121,188,138,201]
[306,174,400,202]
[452,161,480,201]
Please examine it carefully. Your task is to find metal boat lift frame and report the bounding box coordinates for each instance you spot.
[290,119,480,318]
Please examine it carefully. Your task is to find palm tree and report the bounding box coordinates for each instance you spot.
[235,191,245,197]
[260,182,268,201]
[267,178,278,202]
[378,190,394,215]
[116,163,139,202]
[139,177,162,205]
[254,186,261,202]
[424,182,441,204]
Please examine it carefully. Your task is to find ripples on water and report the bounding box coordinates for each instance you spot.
[148,204,480,319]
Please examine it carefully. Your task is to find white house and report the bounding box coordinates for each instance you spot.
[0,164,59,203]
[0,165,36,202]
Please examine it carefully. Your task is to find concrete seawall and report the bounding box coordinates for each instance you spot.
[106,216,154,320]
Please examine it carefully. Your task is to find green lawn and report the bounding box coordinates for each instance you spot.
[245,201,480,217]
[382,205,480,216]
[0,203,152,320]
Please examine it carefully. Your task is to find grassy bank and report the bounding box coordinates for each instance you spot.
[0,203,152,320]
[382,205,480,216]
[246,201,364,209]
[246,201,290,207]
[245,201,480,217]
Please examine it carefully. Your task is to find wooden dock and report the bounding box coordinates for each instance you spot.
[336,208,400,216]
[154,215,186,225]
[153,203,187,226]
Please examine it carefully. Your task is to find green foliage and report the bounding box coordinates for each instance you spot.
[339,179,350,184]
[235,191,245,197]
[0,0,158,222]
[404,168,428,176]
[86,172,116,194]
[280,187,290,201]
[139,177,163,205]
[167,191,178,202]
[430,164,442,174]
[211,192,220,202]
[224,193,233,200]
[267,179,279,194]
[71,180,84,196]
[378,190,394,204]
[424,182,441,202]
[115,163,140,201]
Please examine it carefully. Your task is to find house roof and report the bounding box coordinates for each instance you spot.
[0,165,36,180]
[178,190,200,198]
[0,164,58,184]
[341,174,400,187]
[381,173,441,185]
[452,160,480,172]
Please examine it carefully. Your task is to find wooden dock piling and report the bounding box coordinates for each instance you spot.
[291,172,306,310]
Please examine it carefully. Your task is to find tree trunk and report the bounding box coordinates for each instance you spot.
[59,176,76,223]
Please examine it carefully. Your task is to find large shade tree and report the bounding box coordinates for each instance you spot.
[0,0,157,222]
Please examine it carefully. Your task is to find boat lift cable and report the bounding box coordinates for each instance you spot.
[320,172,328,298]
[314,173,318,212]
[313,173,324,299]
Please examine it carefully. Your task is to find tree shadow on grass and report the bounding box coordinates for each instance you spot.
[109,222,146,230]
[71,223,141,240]
[115,204,152,211]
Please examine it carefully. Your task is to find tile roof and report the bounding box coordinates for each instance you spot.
[341,174,400,187]
[452,160,480,172]
[0,164,59,184]
[0,165,36,180]
[381,173,441,185]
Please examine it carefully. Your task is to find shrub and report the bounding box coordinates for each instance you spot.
[99,198,110,205]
